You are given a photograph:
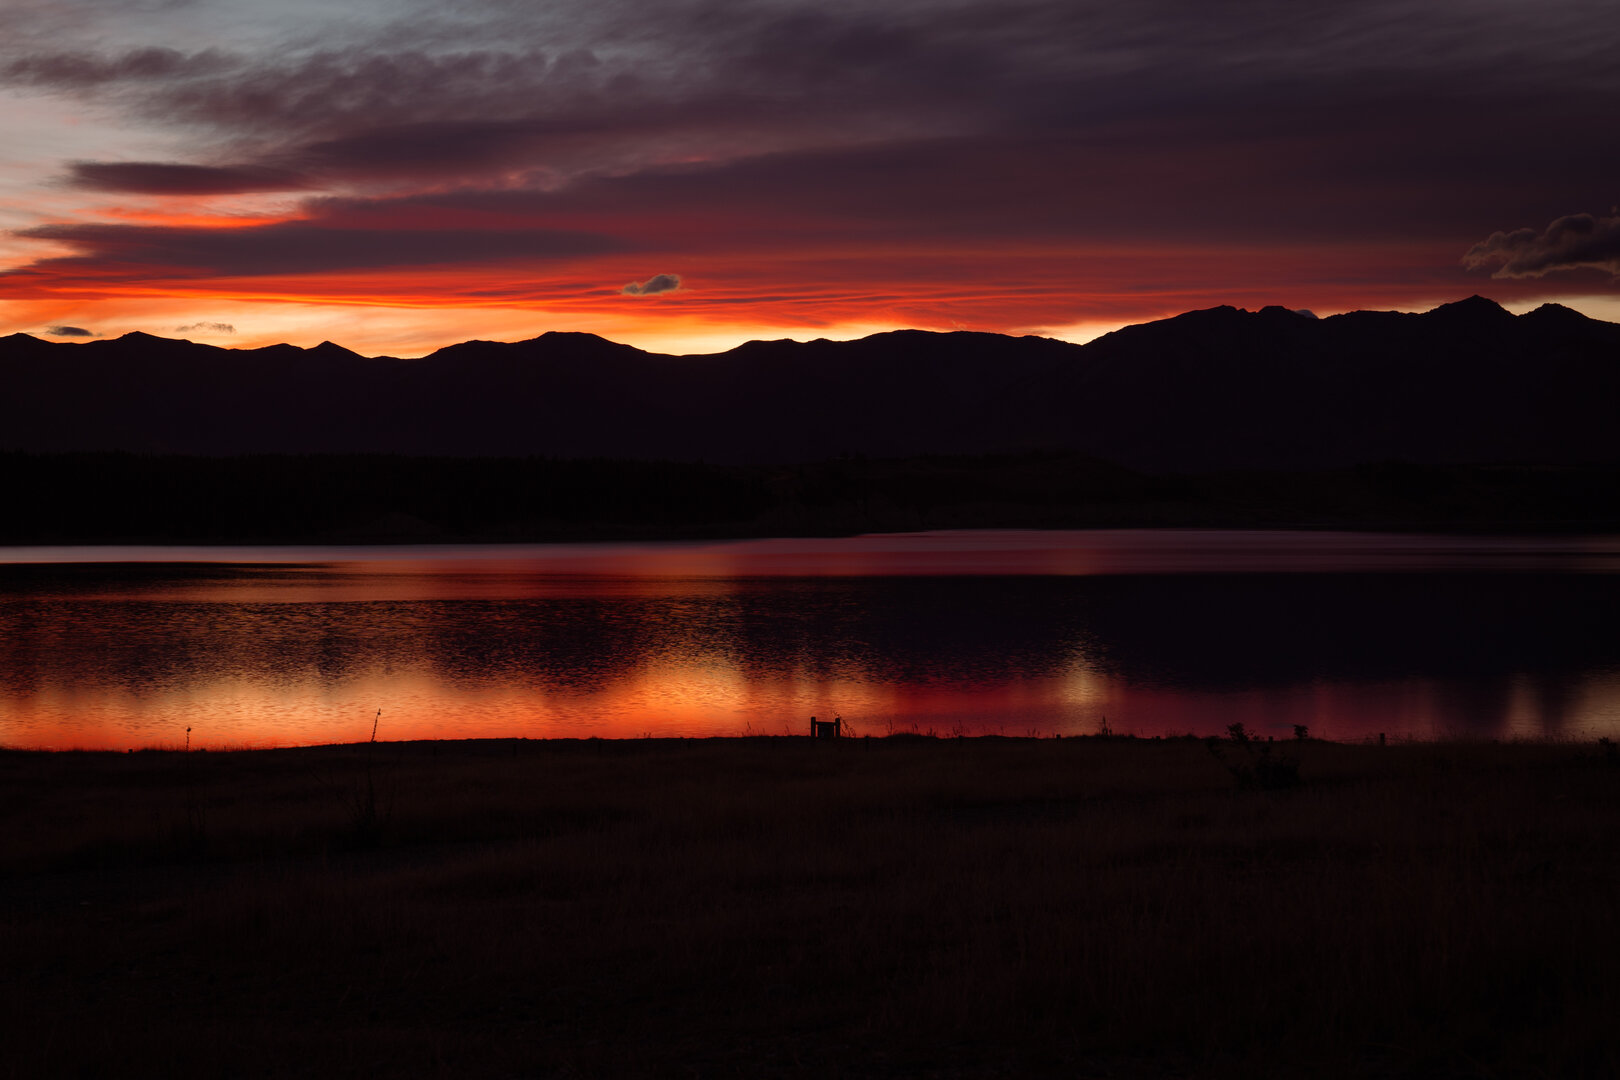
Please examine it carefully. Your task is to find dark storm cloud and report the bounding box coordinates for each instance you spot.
[368,129,1598,252]
[7,0,1620,291]
[67,161,313,194]
[149,49,564,134]
[174,321,235,334]
[621,273,680,295]
[12,4,1618,167]
[13,219,624,278]
[45,325,94,337]
[2,47,234,86]
[1463,213,1620,279]
[13,3,1620,196]
[3,6,1392,174]
[294,116,648,179]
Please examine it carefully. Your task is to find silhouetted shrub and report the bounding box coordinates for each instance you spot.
[1207,726,1301,790]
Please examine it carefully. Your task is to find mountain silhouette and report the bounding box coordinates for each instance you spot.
[4,297,1617,469]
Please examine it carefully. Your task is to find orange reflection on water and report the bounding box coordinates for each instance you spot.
[8,651,1619,751]
[4,603,1137,747]
[1,659,913,750]
[7,532,1620,750]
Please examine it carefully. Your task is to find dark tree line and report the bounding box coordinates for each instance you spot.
[4,450,1619,544]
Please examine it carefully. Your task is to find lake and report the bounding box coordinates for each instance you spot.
[3,529,1618,749]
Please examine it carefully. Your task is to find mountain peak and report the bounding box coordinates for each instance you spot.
[530,330,642,352]
[1522,302,1592,323]
[309,340,361,360]
[1428,295,1512,321]
[1257,305,1319,321]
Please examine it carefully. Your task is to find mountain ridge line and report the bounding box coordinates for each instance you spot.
[5,295,1617,471]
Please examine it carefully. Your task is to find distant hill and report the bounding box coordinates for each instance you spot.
[4,297,1618,470]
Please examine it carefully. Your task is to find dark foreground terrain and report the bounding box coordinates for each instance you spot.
[3,736,1617,1078]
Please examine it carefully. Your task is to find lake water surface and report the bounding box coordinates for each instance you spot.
[3,530,1619,748]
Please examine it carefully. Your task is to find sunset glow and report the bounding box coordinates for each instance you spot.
[3,1,1617,356]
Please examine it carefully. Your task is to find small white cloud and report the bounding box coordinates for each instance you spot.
[174,321,236,334]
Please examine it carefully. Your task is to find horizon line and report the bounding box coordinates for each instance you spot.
[10,293,1599,359]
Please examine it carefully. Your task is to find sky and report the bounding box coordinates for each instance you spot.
[2,0,1619,356]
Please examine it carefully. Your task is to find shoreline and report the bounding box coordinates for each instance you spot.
[6,729,1613,756]
[3,727,1612,750]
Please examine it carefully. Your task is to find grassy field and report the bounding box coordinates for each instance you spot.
[2,735,1617,1078]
